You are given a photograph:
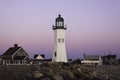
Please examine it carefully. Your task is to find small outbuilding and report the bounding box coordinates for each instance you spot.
[101,54,119,65]
[34,54,45,60]
[31,54,52,65]
[81,54,102,65]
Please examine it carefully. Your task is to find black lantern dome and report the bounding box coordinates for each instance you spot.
[53,14,66,30]
[56,14,64,21]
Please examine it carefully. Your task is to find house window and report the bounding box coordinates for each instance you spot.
[58,38,61,43]
[60,21,63,26]
[54,52,57,57]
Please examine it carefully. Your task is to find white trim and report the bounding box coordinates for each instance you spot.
[12,47,22,60]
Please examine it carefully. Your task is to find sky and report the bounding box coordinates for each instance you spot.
[0,0,120,59]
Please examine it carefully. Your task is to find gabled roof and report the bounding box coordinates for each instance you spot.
[34,54,39,59]
[84,55,100,60]
[32,59,52,61]
[2,47,20,56]
[34,54,45,59]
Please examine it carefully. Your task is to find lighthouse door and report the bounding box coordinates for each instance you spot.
[54,52,57,57]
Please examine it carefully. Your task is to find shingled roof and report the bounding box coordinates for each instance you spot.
[14,56,26,60]
[2,44,20,56]
[84,55,100,60]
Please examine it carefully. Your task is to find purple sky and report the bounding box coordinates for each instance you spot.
[0,0,120,59]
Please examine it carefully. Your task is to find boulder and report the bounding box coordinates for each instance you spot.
[32,70,44,79]
[52,74,63,80]
[67,71,76,79]
[40,76,54,80]
[77,68,81,73]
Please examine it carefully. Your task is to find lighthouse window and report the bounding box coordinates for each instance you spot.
[57,21,63,27]
[57,22,59,26]
[60,22,63,26]
[58,38,61,42]
[62,39,64,43]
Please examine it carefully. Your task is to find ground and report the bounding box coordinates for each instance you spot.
[0,63,120,80]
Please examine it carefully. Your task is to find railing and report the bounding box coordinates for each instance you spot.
[52,25,67,30]
[2,60,29,65]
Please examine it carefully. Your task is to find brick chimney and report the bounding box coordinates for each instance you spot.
[14,44,18,48]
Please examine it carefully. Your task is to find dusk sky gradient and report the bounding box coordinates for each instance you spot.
[0,0,120,59]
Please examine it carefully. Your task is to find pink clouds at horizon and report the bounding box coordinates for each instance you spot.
[0,0,120,59]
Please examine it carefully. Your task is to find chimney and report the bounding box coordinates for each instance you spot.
[14,44,18,48]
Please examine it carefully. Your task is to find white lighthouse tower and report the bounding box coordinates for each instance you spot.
[52,14,67,63]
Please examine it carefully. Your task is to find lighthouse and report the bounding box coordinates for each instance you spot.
[52,14,67,63]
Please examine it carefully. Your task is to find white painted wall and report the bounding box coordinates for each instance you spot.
[81,56,102,65]
[52,29,67,63]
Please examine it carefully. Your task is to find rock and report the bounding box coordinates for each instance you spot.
[105,75,110,80]
[52,74,63,80]
[33,70,44,79]
[40,76,53,80]
[77,68,81,73]
[49,68,53,73]
[91,71,97,78]
[91,77,102,80]
[26,73,32,78]
[68,71,75,79]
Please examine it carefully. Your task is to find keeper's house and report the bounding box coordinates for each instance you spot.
[1,44,30,65]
